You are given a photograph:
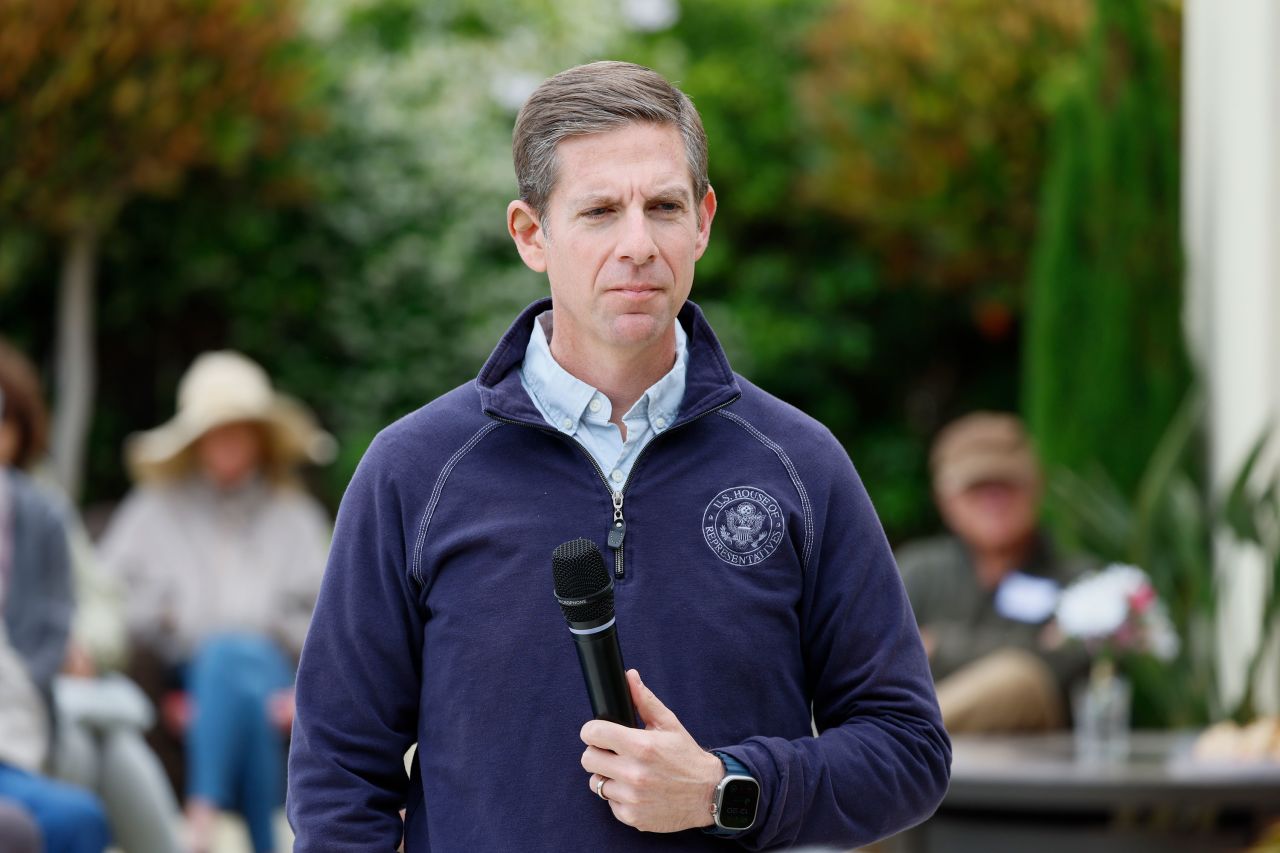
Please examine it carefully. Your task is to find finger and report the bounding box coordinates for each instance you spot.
[627,669,682,732]
[588,773,639,810]
[580,718,647,755]
[580,744,625,778]
[603,776,638,807]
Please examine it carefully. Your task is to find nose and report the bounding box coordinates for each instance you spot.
[615,206,658,265]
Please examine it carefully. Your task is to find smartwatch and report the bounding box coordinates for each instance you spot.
[706,752,760,835]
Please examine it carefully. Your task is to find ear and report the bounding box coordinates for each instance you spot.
[508,200,547,273]
[693,185,717,261]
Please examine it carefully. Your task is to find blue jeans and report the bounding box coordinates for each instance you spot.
[186,633,293,853]
[0,764,111,853]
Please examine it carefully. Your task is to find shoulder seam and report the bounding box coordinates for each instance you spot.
[410,421,504,584]
[714,409,814,571]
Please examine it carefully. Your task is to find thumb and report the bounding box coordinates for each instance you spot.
[628,669,683,732]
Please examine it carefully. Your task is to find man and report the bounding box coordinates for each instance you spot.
[896,412,1092,733]
[288,61,949,851]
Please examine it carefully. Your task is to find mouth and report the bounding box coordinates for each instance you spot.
[609,284,664,298]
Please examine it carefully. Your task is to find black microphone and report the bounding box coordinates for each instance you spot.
[552,538,638,727]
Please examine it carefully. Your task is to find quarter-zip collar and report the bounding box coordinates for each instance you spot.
[477,298,741,428]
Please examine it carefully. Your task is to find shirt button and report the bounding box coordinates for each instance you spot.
[589,398,602,413]
[654,417,666,429]
[561,418,573,431]
[611,470,624,483]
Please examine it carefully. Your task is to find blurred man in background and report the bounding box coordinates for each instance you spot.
[896,412,1091,733]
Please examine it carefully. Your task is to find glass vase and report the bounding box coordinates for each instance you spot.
[1072,659,1131,763]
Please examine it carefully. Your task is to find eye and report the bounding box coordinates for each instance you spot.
[582,207,612,218]
[652,201,683,213]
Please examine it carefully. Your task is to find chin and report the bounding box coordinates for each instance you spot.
[608,313,669,347]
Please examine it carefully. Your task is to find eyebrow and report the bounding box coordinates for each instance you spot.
[571,185,694,209]
[647,185,693,204]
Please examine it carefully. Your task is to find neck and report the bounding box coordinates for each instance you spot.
[549,326,676,434]
[970,535,1038,590]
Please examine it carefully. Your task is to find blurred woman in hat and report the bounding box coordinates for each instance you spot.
[99,351,334,853]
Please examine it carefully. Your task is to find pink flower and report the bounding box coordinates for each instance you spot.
[1055,564,1180,662]
[1129,583,1156,614]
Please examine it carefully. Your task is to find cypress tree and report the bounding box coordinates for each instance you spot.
[1023,0,1188,499]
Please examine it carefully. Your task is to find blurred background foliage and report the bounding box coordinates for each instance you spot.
[802,0,1090,298]
[0,0,319,233]
[1050,386,1280,729]
[0,0,1187,552]
[0,0,324,497]
[1024,0,1187,504]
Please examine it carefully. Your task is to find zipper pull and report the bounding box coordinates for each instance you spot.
[607,491,626,549]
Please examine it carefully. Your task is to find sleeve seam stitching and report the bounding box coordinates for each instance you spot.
[410,421,504,584]
[714,410,814,571]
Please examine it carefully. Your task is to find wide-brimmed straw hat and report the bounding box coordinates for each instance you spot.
[930,411,1041,496]
[126,351,336,483]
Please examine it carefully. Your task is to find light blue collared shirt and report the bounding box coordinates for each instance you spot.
[519,311,687,493]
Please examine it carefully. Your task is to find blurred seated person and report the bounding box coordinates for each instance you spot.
[0,336,182,851]
[0,622,110,853]
[99,351,333,853]
[0,384,112,853]
[0,798,42,853]
[895,412,1091,733]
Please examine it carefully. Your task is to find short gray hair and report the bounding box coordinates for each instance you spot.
[512,61,709,225]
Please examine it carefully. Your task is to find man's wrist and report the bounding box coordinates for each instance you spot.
[694,750,722,828]
[703,751,759,836]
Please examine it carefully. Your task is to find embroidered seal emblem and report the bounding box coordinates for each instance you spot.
[703,486,784,566]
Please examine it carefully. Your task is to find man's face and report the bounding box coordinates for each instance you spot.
[936,479,1040,554]
[508,122,715,358]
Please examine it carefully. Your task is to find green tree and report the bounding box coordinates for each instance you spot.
[799,0,1091,300]
[1023,0,1189,501]
[0,0,319,497]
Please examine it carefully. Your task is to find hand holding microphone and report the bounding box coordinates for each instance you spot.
[579,669,726,833]
[552,539,725,833]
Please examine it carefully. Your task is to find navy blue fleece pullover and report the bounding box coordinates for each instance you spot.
[287,299,950,851]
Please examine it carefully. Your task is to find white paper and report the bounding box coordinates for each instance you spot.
[994,571,1061,623]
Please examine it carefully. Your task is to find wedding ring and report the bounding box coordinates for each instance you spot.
[595,776,610,801]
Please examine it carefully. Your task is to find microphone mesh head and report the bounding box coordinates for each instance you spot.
[552,538,614,623]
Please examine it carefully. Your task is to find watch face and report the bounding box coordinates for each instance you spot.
[719,778,759,830]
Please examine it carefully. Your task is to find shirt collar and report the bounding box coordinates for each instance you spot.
[519,311,688,437]
[478,298,740,429]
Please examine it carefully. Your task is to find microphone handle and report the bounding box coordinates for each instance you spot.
[571,625,638,727]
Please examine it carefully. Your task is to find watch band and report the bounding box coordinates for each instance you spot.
[716,752,751,779]
[704,752,757,837]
